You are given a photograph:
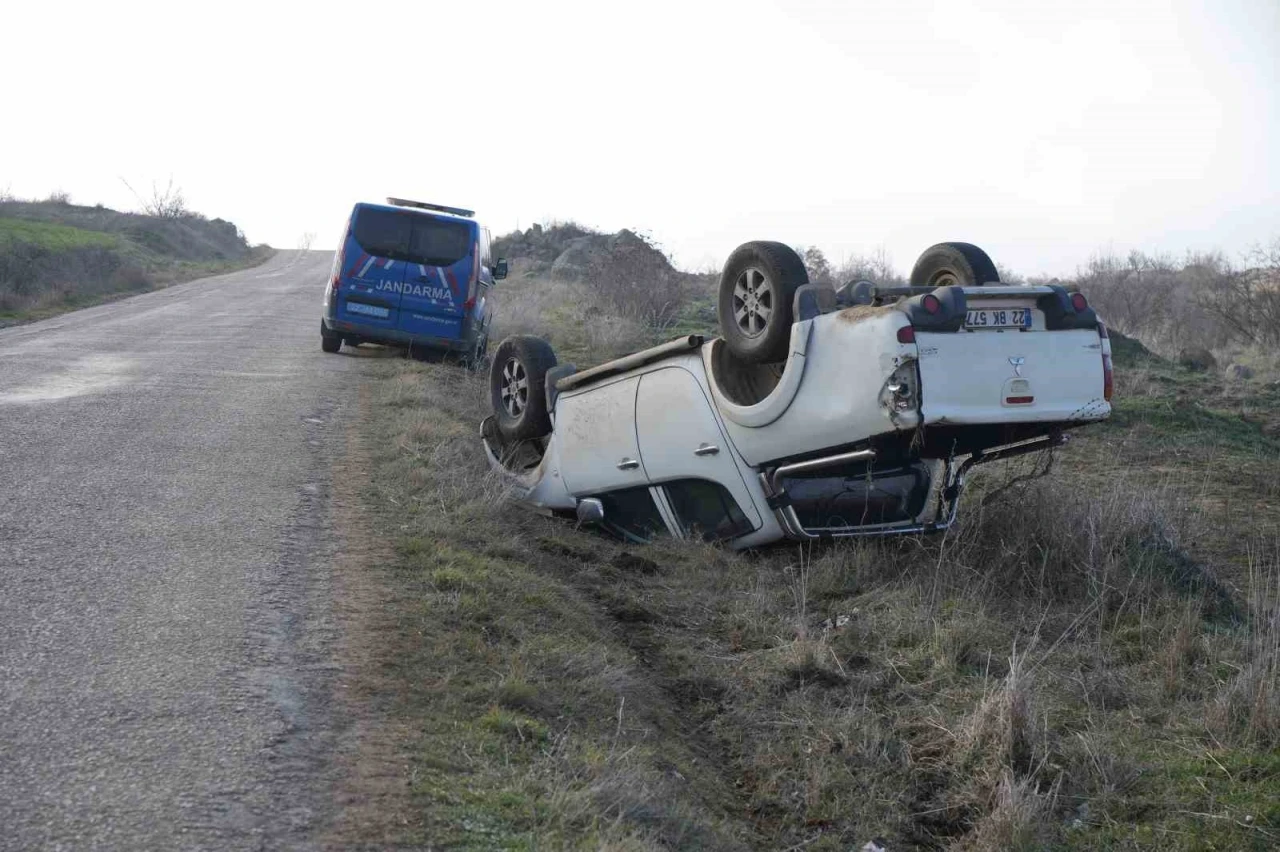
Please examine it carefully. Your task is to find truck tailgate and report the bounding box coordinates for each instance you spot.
[917,328,1109,425]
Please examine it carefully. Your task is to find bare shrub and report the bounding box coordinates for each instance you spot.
[580,231,691,330]
[120,176,188,219]
[832,247,905,287]
[45,189,71,204]
[1194,237,1280,348]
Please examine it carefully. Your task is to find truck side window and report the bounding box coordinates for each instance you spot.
[597,486,668,543]
[663,479,753,542]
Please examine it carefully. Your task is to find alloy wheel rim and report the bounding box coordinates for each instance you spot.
[732,267,774,338]
[500,357,528,417]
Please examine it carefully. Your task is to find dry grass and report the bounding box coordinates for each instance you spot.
[348,266,1280,849]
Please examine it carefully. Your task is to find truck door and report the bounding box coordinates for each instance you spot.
[635,367,762,531]
[554,376,647,495]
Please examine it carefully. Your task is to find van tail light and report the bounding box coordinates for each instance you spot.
[1071,292,1088,312]
[331,222,351,291]
[896,325,916,344]
[464,241,479,310]
[1098,321,1114,401]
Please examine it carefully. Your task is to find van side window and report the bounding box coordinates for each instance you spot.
[481,227,493,268]
[662,480,753,542]
[597,486,668,543]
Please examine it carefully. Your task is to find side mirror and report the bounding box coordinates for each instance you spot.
[576,497,604,526]
[494,258,509,280]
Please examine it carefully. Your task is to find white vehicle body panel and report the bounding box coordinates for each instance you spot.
[636,365,764,528]
[916,329,1108,425]
[706,308,919,466]
[555,376,647,494]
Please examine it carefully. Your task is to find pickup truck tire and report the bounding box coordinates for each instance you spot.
[718,241,809,364]
[321,321,342,353]
[491,335,557,441]
[909,242,1000,288]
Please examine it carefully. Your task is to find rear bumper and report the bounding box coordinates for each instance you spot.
[324,316,475,352]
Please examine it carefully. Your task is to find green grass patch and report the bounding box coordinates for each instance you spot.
[0,217,118,251]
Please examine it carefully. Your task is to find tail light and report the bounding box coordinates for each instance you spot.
[464,241,479,311]
[896,325,916,344]
[1071,292,1088,312]
[922,294,942,315]
[1098,321,1114,401]
[331,221,351,292]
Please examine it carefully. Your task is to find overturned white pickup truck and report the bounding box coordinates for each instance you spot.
[482,241,1112,548]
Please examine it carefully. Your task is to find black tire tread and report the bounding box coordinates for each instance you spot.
[717,241,809,364]
[909,242,1000,288]
[321,321,342,353]
[490,335,557,441]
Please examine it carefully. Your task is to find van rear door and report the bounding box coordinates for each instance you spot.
[338,205,410,330]
[396,214,474,342]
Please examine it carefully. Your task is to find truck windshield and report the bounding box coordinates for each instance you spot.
[353,208,473,267]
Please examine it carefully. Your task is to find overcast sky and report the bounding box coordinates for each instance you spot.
[3,0,1276,277]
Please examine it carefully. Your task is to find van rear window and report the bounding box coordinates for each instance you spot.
[353,208,472,267]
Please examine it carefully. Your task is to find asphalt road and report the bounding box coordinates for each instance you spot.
[0,251,369,850]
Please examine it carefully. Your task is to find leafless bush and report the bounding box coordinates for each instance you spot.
[0,184,15,203]
[45,189,71,204]
[121,176,188,219]
[1193,238,1280,348]
[832,247,906,288]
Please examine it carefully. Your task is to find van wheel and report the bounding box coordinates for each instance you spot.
[467,331,490,371]
[490,336,557,441]
[909,243,1000,288]
[717,241,809,364]
[321,321,342,353]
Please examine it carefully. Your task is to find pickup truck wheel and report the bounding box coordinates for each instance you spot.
[321,321,342,353]
[909,242,1000,288]
[718,241,809,364]
[490,335,557,441]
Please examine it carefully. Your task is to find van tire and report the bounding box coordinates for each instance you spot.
[467,331,490,371]
[718,241,809,364]
[909,243,1000,288]
[491,335,557,441]
[321,322,342,353]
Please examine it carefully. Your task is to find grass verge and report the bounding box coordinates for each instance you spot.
[353,334,1280,849]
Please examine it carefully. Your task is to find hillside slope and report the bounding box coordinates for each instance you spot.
[0,199,271,323]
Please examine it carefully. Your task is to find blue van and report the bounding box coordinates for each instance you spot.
[321,198,507,361]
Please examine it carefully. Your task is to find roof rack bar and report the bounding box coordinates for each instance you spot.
[385,197,475,218]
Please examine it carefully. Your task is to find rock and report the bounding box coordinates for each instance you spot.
[1225,363,1254,380]
[1177,347,1217,372]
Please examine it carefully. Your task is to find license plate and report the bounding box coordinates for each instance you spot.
[965,308,1030,330]
[347,302,389,319]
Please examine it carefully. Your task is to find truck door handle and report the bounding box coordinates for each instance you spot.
[617,458,640,470]
[694,444,719,456]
